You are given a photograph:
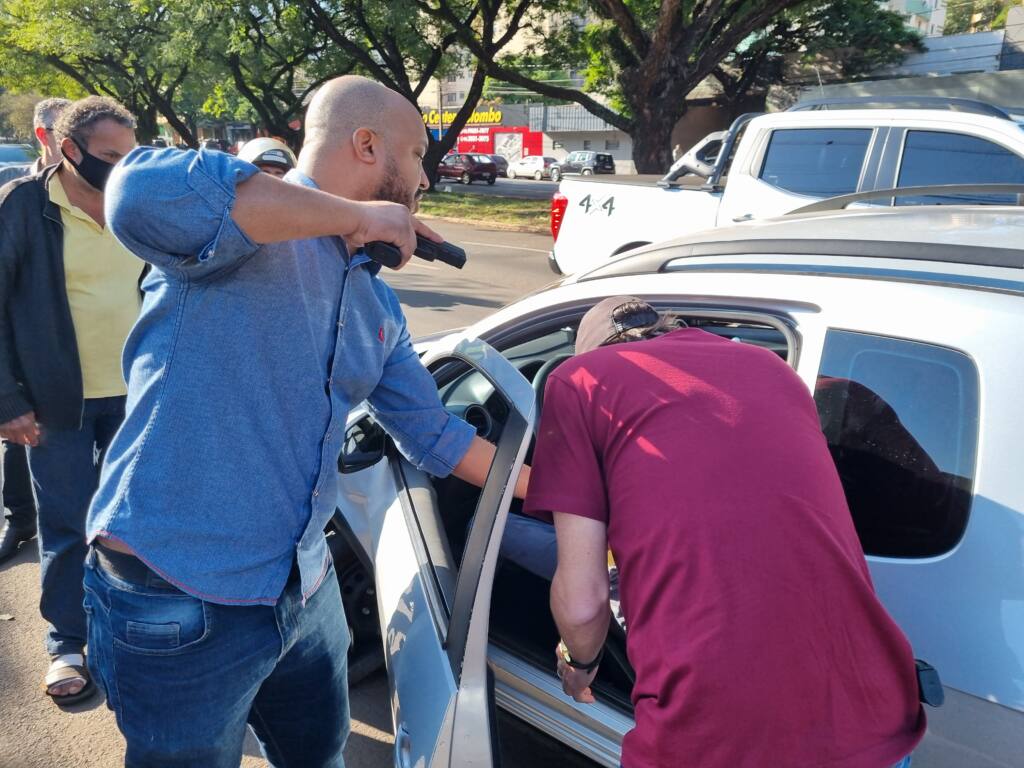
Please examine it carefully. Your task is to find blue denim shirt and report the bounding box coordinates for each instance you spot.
[87,148,476,605]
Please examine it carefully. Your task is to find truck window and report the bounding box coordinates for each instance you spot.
[759,128,872,197]
[896,130,1024,205]
[814,330,979,558]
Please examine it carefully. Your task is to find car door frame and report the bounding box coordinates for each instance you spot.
[370,337,536,768]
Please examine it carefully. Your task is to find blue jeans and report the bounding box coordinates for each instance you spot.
[83,549,351,767]
[3,441,36,528]
[28,396,125,656]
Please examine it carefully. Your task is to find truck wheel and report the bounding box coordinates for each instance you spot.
[461,172,471,184]
[550,168,561,182]
[533,170,543,181]
[582,168,593,176]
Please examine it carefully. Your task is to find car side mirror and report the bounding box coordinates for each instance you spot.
[338,416,387,474]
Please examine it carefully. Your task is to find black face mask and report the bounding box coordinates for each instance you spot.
[62,138,115,191]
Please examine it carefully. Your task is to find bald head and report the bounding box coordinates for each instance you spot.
[306,76,399,144]
[299,75,429,206]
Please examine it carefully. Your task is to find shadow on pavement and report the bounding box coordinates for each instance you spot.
[392,286,503,311]
[0,536,39,574]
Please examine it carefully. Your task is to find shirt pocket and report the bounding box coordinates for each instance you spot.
[332,294,398,404]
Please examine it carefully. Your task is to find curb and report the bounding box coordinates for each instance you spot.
[417,213,549,236]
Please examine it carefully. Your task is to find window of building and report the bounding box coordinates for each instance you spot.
[582,140,592,151]
[605,139,620,151]
[443,93,460,105]
[895,130,1024,204]
[759,128,872,197]
[814,330,979,558]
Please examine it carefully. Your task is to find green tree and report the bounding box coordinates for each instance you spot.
[0,89,41,141]
[296,0,552,183]
[0,0,220,144]
[438,0,919,172]
[713,0,922,112]
[204,0,356,149]
[944,0,1022,35]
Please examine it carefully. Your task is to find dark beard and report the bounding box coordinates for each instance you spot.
[374,155,414,210]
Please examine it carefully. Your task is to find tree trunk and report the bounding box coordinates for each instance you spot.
[135,106,160,145]
[630,106,683,174]
[422,64,488,190]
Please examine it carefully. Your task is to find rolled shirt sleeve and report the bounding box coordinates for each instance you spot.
[368,323,476,478]
[105,147,260,280]
[523,374,609,524]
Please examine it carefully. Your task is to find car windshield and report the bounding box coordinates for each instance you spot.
[0,145,32,163]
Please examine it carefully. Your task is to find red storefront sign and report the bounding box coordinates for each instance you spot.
[457,124,543,159]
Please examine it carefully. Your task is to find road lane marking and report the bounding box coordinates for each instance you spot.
[461,241,549,254]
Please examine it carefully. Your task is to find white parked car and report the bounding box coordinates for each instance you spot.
[507,155,558,180]
[332,196,1024,767]
[549,97,1024,275]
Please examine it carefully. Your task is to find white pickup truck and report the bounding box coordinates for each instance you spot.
[547,97,1024,275]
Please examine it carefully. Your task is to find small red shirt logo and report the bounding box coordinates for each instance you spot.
[378,327,385,343]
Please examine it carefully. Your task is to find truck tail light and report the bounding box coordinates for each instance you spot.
[551,193,568,242]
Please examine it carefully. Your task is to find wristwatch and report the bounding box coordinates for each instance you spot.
[557,639,603,674]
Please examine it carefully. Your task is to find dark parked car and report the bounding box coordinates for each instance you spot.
[488,154,509,177]
[437,153,498,185]
[550,151,616,182]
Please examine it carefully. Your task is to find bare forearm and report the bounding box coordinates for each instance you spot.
[452,436,530,499]
[551,571,609,663]
[231,172,367,244]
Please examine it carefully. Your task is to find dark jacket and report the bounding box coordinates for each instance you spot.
[0,164,85,429]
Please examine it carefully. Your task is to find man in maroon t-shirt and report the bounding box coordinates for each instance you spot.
[523,297,924,768]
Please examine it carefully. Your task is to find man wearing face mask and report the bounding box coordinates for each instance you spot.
[0,95,140,707]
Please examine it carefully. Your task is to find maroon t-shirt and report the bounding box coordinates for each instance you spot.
[524,329,924,768]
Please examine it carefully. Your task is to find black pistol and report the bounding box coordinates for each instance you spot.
[365,235,468,270]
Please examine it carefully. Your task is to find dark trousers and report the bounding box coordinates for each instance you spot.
[28,396,125,656]
[2,441,37,529]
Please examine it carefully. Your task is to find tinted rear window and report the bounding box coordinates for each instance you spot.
[815,330,979,558]
[0,146,32,163]
[760,128,872,197]
[896,130,1024,204]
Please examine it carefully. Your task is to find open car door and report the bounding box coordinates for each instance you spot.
[336,338,535,767]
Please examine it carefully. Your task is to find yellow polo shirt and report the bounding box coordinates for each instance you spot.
[49,174,142,398]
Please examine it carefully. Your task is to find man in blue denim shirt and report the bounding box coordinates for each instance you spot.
[83,76,524,767]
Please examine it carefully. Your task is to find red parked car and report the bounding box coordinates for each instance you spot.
[437,153,498,185]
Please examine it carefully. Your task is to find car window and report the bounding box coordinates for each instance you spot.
[814,330,979,558]
[759,128,872,197]
[474,154,491,163]
[895,130,1024,204]
[0,145,33,163]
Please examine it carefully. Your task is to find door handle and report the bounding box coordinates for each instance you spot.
[394,725,412,768]
[732,213,754,222]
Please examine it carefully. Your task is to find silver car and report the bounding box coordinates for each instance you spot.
[334,194,1024,767]
[507,155,558,181]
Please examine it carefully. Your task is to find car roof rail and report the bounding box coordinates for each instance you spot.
[790,184,1024,214]
[789,96,1015,121]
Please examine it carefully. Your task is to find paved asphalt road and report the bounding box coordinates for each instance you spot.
[434,176,558,200]
[0,220,600,768]
[383,219,558,337]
